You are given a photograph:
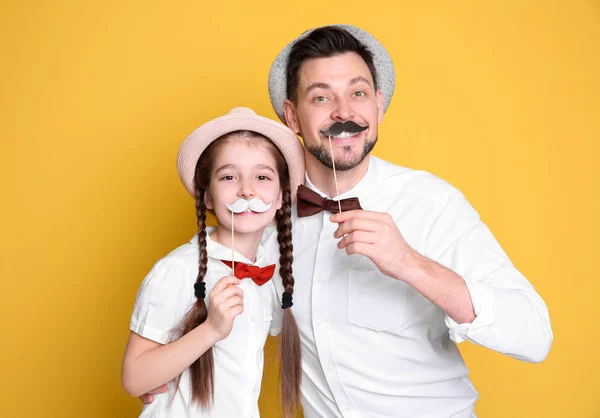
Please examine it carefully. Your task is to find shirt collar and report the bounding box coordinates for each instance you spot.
[304,155,378,200]
[189,226,265,265]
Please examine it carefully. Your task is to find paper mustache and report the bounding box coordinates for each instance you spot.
[320,121,368,137]
[226,198,273,213]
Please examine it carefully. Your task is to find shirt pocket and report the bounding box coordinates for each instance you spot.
[263,309,273,323]
[348,269,408,332]
[261,308,274,335]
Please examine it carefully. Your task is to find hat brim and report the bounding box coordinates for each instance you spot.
[177,110,305,205]
[268,24,396,123]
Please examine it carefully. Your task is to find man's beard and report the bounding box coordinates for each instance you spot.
[305,135,377,171]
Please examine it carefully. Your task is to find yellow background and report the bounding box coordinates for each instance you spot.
[1,1,598,417]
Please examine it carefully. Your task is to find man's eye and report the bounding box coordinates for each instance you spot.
[354,91,366,97]
[314,96,327,102]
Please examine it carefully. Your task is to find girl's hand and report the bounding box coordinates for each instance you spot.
[205,275,243,341]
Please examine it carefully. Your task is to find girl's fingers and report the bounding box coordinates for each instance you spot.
[211,276,241,293]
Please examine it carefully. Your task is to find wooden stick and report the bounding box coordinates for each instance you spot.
[231,210,235,271]
[328,135,342,213]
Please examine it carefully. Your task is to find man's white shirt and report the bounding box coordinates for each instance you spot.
[263,156,552,418]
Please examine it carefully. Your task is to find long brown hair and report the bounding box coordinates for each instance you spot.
[174,131,302,416]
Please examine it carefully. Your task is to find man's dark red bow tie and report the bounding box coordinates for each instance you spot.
[296,184,362,218]
[221,260,276,286]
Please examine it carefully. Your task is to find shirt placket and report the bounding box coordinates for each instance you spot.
[242,281,257,417]
[311,211,360,418]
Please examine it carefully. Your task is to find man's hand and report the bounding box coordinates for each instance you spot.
[332,210,476,323]
[139,384,168,404]
[331,210,421,281]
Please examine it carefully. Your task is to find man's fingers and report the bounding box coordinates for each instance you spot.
[333,219,379,238]
[149,384,169,394]
[337,231,378,248]
[139,383,168,404]
[345,242,374,258]
[330,209,390,223]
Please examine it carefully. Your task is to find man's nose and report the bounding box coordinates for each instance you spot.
[331,97,355,121]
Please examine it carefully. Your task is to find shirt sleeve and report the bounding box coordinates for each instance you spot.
[269,297,284,337]
[425,191,553,363]
[267,268,285,337]
[130,258,197,344]
[262,227,284,336]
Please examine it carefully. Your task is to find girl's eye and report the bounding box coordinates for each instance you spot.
[257,175,271,181]
[221,175,235,181]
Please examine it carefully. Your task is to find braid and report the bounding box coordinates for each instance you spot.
[196,189,209,283]
[174,186,214,408]
[276,185,294,292]
[276,183,302,418]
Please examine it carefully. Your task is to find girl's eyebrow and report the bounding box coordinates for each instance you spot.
[215,163,276,173]
[256,164,276,173]
[215,164,237,173]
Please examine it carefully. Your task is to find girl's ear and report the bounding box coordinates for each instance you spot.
[204,190,214,210]
[276,189,283,210]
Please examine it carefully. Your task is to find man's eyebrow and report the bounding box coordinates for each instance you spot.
[305,77,372,94]
[305,82,331,94]
[349,76,372,87]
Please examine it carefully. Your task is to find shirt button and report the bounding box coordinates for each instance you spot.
[327,361,334,372]
[250,316,255,322]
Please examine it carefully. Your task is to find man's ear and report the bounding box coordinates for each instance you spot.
[376,90,384,125]
[204,189,214,210]
[284,99,301,135]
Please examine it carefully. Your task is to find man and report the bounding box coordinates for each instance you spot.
[266,24,552,417]
[142,25,552,417]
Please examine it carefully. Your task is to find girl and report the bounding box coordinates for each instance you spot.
[121,107,305,418]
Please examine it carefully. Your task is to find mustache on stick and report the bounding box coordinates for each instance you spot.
[226,198,272,213]
[320,121,368,137]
